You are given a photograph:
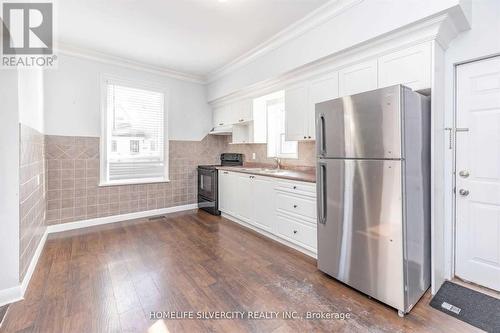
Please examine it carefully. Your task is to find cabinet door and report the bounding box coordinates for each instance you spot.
[234,99,253,123]
[251,176,275,232]
[285,85,308,141]
[234,173,253,223]
[378,42,431,91]
[213,107,225,127]
[218,171,234,215]
[338,60,378,97]
[308,72,339,140]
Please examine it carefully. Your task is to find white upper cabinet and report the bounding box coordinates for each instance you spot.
[308,72,339,140]
[233,99,253,123]
[213,99,253,128]
[338,59,378,97]
[285,85,309,141]
[378,42,432,91]
[213,104,232,127]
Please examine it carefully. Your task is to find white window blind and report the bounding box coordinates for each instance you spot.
[101,79,168,185]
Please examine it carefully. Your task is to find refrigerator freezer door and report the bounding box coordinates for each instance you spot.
[317,158,405,311]
[316,85,402,159]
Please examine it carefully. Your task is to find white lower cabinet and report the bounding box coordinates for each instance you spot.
[251,175,275,232]
[275,214,317,253]
[218,170,317,256]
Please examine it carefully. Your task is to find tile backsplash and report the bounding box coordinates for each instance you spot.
[19,124,46,281]
[225,140,316,167]
[44,134,227,225]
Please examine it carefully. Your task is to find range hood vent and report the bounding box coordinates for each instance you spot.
[209,125,232,135]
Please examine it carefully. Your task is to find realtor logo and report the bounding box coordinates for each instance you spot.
[2,2,56,67]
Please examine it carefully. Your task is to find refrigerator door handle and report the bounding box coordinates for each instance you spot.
[318,162,327,224]
[317,113,326,156]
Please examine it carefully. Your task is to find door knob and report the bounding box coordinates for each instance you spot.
[459,170,470,178]
[458,189,469,196]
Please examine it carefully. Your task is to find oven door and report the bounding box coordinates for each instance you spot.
[198,167,216,201]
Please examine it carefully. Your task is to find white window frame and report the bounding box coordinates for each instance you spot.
[99,74,169,186]
[266,97,298,159]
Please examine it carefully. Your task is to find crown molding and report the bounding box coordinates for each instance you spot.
[209,11,467,106]
[206,0,364,83]
[56,43,206,84]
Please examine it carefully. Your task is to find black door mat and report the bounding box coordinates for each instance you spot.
[430,281,500,332]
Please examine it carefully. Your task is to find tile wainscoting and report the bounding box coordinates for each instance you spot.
[19,124,47,281]
[44,135,227,225]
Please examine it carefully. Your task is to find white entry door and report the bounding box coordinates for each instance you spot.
[455,56,500,291]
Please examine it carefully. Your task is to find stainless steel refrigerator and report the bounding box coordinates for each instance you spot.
[315,85,431,316]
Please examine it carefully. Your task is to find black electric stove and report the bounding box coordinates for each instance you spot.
[197,153,243,215]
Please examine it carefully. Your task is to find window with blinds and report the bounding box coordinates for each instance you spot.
[100,77,168,185]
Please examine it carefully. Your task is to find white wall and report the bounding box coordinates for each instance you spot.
[207,0,467,101]
[442,0,500,279]
[18,68,44,133]
[44,54,212,140]
[0,69,20,299]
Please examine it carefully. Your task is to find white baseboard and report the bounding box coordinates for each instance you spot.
[20,229,48,296]
[46,203,198,234]
[0,203,198,308]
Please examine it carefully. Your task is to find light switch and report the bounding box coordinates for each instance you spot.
[252,152,256,160]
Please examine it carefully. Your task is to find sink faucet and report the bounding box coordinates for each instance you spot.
[274,157,282,170]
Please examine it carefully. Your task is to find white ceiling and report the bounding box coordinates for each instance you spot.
[56,0,329,79]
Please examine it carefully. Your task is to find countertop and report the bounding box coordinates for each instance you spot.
[216,165,316,183]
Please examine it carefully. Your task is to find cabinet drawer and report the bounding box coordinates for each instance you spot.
[276,214,317,251]
[276,193,316,221]
[275,180,316,197]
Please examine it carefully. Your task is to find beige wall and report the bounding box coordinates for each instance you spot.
[19,124,46,281]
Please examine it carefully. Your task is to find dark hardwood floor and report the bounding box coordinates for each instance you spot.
[1,210,481,333]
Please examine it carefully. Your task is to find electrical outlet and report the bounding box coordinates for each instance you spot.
[252,152,256,160]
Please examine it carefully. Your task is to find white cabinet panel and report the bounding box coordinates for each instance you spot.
[218,171,236,215]
[213,105,233,127]
[309,72,339,140]
[234,173,253,223]
[276,214,317,251]
[276,192,316,221]
[378,42,431,91]
[339,60,378,97]
[285,85,308,141]
[251,176,275,232]
[233,99,253,123]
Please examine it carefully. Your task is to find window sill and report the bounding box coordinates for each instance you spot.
[99,178,170,187]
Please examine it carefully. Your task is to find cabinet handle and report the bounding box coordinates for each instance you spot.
[293,204,298,208]
[293,230,298,234]
[308,136,311,139]
[293,186,297,190]
[303,136,307,139]
[223,171,228,174]
[219,123,224,126]
[239,119,244,122]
